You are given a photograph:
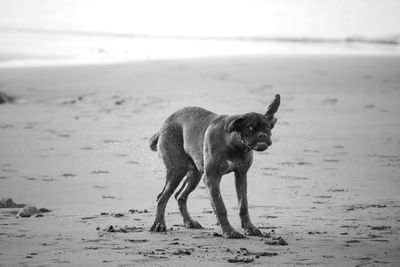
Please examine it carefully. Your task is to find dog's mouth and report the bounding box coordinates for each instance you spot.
[242,140,268,151]
[239,134,269,152]
[252,142,269,151]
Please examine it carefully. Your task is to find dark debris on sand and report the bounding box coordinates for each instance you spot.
[227,257,254,263]
[0,91,15,104]
[346,204,387,211]
[0,198,25,208]
[99,225,145,236]
[264,236,288,246]
[128,209,149,214]
[238,248,278,258]
[171,249,193,256]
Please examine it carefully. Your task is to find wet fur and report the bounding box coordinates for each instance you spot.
[149,94,280,238]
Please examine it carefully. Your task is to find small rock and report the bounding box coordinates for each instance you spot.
[16,206,50,217]
[38,208,50,213]
[0,198,25,208]
[17,206,39,217]
[264,236,288,246]
[0,91,15,104]
[115,99,125,105]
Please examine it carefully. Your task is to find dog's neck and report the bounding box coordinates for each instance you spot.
[227,131,252,153]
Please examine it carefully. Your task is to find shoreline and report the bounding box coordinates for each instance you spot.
[1,28,400,69]
[1,51,400,70]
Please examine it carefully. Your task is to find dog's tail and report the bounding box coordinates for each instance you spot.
[149,132,160,151]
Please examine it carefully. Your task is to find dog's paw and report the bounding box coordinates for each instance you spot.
[244,226,263,236]
[222,230,245,239]
[149,222,167,232]
[184,220,203,229]
[242,221,263,236]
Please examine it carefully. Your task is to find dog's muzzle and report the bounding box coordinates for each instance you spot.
[252,142,269,151]
[240,133,270,152]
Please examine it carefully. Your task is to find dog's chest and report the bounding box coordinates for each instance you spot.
[219,160,237,175]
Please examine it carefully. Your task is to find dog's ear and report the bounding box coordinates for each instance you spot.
[265,94,280,117]
[225,115,246,133]
[269,117,278,129]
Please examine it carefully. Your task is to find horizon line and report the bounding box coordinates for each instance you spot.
[0,26,399,46]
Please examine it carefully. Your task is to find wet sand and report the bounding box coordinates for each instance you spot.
[0,55,400,266]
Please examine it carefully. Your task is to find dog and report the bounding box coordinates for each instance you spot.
[148,94,280,238]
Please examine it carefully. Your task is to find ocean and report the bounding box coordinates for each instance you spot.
[0,0,399,67]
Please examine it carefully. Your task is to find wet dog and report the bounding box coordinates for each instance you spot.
[149,94,280,238]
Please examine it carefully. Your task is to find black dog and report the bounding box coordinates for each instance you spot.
[149,94,280,238]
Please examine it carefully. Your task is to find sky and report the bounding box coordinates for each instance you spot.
[0,0,399,39]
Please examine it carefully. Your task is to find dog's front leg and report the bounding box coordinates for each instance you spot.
[203,173,244,239]
[234,171,262,236]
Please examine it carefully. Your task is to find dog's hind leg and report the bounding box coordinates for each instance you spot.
[150,126,191,232]
[150,167,187,232]
[175,168,203,229]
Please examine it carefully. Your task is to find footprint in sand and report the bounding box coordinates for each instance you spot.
[94,185,108,190]
[0,124,13,129]
[297,161,312,166]
[62,173,77,178]
[115,154,128,157]
[41,178,56,182]
[125,239,148,243]
[314,195,332,199]
[103,139,125,144]
[324,158,340,163]
[101,195,116,199]
[345,239,361,246]
[364,104,375,109]
[328,188,347,192]
[278,161,296,167]
[279,175,308,180]
[368,225,391,231]
[321,98,338,105]
[1,168,18,173]
[91,170,110,174]
[80,146,94,150]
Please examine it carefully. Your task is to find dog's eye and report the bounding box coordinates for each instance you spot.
[247,126,254,131]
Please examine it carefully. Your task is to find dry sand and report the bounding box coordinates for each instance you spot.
[0,55,399,266]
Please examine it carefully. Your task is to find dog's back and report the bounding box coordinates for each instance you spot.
[149,107,218,156]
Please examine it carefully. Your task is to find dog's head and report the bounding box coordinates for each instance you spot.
[225,94,280,152]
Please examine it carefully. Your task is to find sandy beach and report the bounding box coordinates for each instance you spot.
[1,55,400,266]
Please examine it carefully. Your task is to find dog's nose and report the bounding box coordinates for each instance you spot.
[258,132,267,140]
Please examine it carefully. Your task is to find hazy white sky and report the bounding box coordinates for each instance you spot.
[0,0,399,38]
